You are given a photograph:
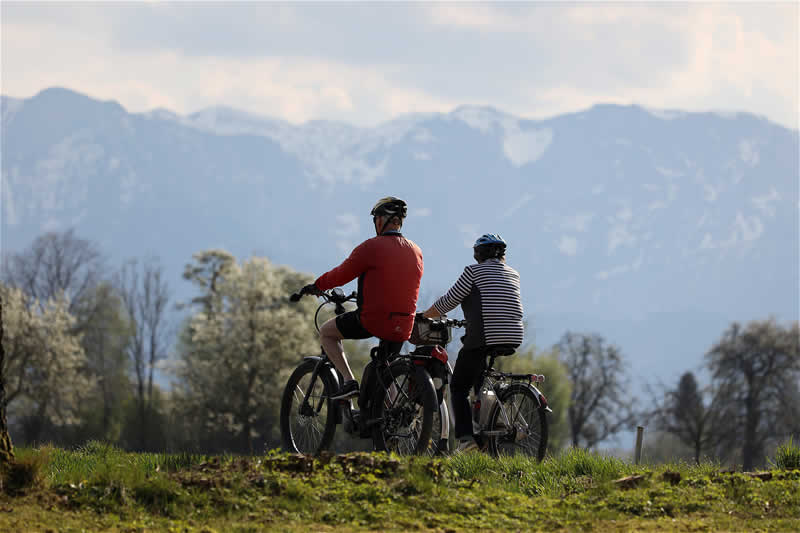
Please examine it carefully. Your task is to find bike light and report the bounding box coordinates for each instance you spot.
[432,345,448,364]
[539,392,548,408]
[530,374,546,383]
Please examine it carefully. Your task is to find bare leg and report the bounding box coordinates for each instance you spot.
[319,318,356,382]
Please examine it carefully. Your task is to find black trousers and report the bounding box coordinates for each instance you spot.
[451,347,488,439]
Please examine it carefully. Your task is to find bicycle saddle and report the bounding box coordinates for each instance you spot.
[371,339,404,360]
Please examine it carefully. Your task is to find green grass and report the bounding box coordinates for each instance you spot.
[772,437,800,470]
[2,442,799,532]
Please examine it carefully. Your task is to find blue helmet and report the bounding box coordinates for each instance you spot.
[473,234,507,261]
[473,234,507,249]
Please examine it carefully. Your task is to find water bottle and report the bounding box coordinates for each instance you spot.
[478,386,497,427]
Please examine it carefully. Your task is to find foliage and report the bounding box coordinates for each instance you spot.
[706,319,800,470]
[1,283,92,442]
[0,445,50,494]
[72,283,134,444]
[174,251,319,452]
[772,438,800,470]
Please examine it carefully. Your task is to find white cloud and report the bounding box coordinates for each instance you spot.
[704,184,719,202]
[334,213,359,237]
[562,213,594,232]
[616,206,633,222]
[558,236,579,256]
[595,264,630,281]
[412,207,432,217]
[752,188,780,217]
[458,224,479,248]
[502,193,534,219]
[656,167,683,178]
[336,240,354,256]
[734,212,764,242]
[2,3,796,129]
[608,225,637,254]
[699,212,764,250]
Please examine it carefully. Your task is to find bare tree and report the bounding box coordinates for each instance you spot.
[116,257,170,450]
[556,332,635,449]
[2,229,103,318]
[707,319,800,470]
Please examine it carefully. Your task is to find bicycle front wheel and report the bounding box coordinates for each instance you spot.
[371,360,437,455]
[487,384,548,459]
[280,359,337,454]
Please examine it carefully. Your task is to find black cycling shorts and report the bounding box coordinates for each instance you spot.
[336,311,373,340]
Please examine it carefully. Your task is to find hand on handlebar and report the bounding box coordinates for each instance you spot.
[301,283,323,297]
[415,313,467,328]
[289,283,322,302]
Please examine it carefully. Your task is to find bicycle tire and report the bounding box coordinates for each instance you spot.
[280,359,338,454]
[371,359,437,455]
[487,383,548,460]
[426,400,450,456]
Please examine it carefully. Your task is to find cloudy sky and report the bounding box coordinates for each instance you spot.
[2,2,797,129]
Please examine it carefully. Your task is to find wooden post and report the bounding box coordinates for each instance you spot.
[634,426,644,465]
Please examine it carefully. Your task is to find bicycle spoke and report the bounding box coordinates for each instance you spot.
[492,389,543,457]
[387,373,412,409]
[287,372,330,454]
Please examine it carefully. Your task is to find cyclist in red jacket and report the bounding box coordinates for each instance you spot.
[300,197,424,399]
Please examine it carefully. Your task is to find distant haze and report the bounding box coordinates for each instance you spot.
[2,89,797,412]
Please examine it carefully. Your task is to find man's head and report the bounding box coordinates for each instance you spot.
[473,233,507,262]
[370,196,407,235]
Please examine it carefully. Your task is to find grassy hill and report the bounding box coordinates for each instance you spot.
[2,442,799,532]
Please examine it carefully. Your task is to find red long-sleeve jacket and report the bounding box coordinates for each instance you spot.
[315,232,423,342]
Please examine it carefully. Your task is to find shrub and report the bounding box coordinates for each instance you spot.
[772,438,800,470]
[1,446,51,494]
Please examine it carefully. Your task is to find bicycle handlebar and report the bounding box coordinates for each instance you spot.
[289,288,357,305]
[415,314,467,329]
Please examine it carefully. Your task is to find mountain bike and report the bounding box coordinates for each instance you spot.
[407,315,468,455]
[280,288,439,455]
[470,346,552,459]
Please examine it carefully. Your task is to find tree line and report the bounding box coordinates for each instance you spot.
[1,230,797,469]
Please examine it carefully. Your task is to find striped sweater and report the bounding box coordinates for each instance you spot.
[433,258,524,349]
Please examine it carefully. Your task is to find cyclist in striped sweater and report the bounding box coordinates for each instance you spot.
[421,234,524,453]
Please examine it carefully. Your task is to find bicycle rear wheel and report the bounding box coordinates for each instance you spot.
[371,359,437,455]
[487,383,548,459]
[280,359,337,454]
[426,399,450,456]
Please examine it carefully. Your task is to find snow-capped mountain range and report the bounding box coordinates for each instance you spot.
[2,87,798,386]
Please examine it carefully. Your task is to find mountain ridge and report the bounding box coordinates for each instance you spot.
[2,87,797,390]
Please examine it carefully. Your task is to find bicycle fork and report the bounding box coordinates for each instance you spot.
[299,358,327,417]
